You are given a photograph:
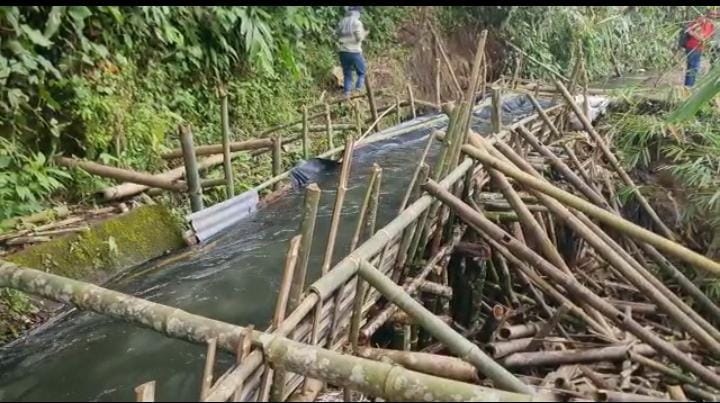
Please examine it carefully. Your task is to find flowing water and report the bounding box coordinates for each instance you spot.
[0,96,543,402]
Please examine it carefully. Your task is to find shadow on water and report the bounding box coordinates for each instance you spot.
[0,95,545,402]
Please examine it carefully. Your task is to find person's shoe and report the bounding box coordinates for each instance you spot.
[343,93,351,100]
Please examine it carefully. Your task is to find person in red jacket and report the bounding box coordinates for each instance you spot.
[683,11,716,86]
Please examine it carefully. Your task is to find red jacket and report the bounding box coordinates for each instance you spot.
[686,17,715,51]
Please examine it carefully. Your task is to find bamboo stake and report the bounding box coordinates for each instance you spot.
[407,84,416,119]
[395,95,402,125]
[351,165,382,251]
[287,184,321,311]
[321,136,355,275]
[232,326,254,402]
[325,103,334,152]
[272,135,282,191]
[135,381,156,402]
[430,22,463,97]
[354,100,362,137]
[365,75,379,132]
[358,260,532,394]
[179,125,204,212]
[200,338,217,400]
[554,79,676,240]
[399,132,435,213]
[302,105,310,159]
[366,164,382,237]
[435,57,442,111]
[460,143,720,276]
[220,86,234,199]
[492,87,502,133]
[422,180,720,389]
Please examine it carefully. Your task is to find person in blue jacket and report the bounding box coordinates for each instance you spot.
[336,6,369,98]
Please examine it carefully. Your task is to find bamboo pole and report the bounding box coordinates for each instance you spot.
[435,57,442,112]
[232,326,254,402]
[325,103,334,152]
[287,184,321,311]
[161,138,273,159]
[357,103,399,142]
[354,100,362,137]
[220,86,234,199]
[366,164,382,237]
[321,136,355,275]
[407,84,416,119]
[358,347,479,384]
[365,75,379,132]
[460,144,720,276]
[491,87,502,133]
[430,22,463,97]
[200,338,217,400]
[683,384,720,401]
[135,381,156,402]
[358,260,532,394]
[179,125,204,212]
[54,157,186,192]
[422,180,720,389]
[554,79,676,240]
[272,135,282,191]
[302,105,310,159]
[627,351,700,387]
[351,165,382,251]
[396,95,402,124]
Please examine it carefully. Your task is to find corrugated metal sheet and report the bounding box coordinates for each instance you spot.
[187,189,259,243]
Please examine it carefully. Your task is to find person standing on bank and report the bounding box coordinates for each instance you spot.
[337,6,368,98]
[682,11,716,87]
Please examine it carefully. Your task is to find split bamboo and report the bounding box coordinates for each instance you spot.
[407,83,416,119]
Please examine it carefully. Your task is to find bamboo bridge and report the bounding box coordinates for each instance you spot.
[3,30,720,402]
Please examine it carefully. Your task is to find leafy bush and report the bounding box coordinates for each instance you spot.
[0,137,70,220]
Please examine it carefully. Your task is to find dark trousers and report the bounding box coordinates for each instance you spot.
[339,51,366,96]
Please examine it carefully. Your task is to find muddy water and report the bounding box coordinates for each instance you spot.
[0,97,541,402]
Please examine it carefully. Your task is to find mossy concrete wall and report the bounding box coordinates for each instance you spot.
[7,205,185,283]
